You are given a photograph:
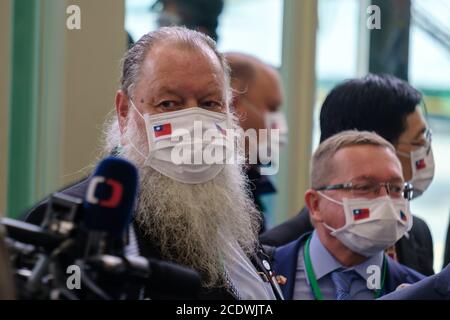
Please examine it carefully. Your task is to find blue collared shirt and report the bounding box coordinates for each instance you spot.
[293,231,384,300]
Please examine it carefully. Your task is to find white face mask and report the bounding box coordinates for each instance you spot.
[318,193,413,257]
[258,111,288,166]
[128,101,232,184]
[398,145,435,199]
[264,111,288,147]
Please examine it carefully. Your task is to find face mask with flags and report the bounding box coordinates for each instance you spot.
[398,144,435,199]
[128,101,232,184]
[318,193,413,257]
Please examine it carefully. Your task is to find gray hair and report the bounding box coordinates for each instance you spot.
[310,130,396,189]
[120,26,231,103]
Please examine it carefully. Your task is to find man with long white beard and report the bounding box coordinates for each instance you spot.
[25,27,281,300]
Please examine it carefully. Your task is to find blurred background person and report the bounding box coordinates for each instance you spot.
[151,0,224,41]
[273,131,424,300]
[261,74,435,276]
[225,52,287,233]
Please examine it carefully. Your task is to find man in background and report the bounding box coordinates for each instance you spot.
[261,74,435,276]
[225,52,287,233]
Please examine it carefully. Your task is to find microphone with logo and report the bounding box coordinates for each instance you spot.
[82,156,138,257]
[1,156,201,299]
[77,156,202,300]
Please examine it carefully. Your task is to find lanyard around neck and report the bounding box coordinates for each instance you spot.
[303,235,387,300]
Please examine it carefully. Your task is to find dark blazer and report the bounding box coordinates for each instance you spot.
[260,206,435,276]
[379,264,450,300]
[272,233,426,300]
[246,166,277,234]
[444,213,450,268]
[24,178,281,300]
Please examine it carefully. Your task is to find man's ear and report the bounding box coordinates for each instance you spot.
[115,90,129,134]
[305,189,324,224]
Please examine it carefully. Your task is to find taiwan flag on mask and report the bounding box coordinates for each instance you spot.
[215,123,227,136]
[353,208,370,220]
[153,123,172,138]
[400,210,407,222]
[415,158,426,170]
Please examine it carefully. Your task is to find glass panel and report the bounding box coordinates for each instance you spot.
[125,0,284,67]
[313,0,360,148]
[125,0,157,43]
[217,0,283,67]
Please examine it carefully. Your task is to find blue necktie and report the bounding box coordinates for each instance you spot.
[331,270,359,300]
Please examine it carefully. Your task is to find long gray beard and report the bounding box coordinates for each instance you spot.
[101,116,260,288]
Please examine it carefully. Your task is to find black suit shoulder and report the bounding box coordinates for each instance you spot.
[395,215,434,276]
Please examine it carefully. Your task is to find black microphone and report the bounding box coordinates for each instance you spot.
[145,257,202,299]
[0,225,16,299]
[82,156,139,257]
[86,255,202,299]
[80,157,201,299]
[0,218,64,250]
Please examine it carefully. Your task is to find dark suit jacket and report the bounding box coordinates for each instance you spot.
[444,213,450,268]
[379,264,450,300]
[246,166,277,234]
[24,178,281,300]
[260,206,435,276]
[272,233,426,300]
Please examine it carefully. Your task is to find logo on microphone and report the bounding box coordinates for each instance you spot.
[86,176,124,208]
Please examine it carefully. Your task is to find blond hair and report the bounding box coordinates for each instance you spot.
[310,130,395,189]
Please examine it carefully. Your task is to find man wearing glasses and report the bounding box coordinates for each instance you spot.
[261,74,435,276]
[272,130,425,300]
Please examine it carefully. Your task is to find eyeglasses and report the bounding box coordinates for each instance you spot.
[315,180,414,200]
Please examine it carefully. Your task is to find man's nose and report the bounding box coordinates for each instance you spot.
[378,185,390,197]
[182,100,199,110]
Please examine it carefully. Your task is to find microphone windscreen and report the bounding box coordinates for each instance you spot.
[83,157,139,238]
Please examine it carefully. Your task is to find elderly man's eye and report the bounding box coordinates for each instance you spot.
[158,101,179,109]
[201,101,223,109]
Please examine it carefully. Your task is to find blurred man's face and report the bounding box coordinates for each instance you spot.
[395,107,428,181]
[235,66,283,132]
[315,145,403,231]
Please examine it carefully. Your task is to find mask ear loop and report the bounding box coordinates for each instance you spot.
[317,191,344,206]
[124,99,149,160]
[316,191,346,233]
[396,150,411,159]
